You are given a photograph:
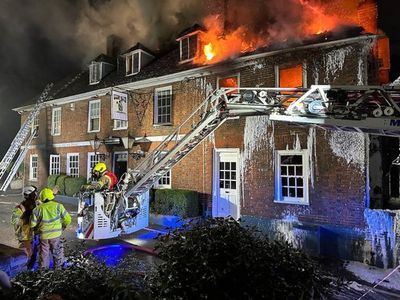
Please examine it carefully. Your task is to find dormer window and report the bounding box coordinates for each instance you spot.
[123,45,154,77]
[178,33,198,63]
[89,62,102,85]
[126,51,140,75]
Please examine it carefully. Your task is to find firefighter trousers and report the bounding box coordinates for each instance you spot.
[39,237,64,269]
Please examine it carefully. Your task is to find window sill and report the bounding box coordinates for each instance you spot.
[29,178,38,182]
[126,71,140,76]
[274,199,309,205]
[88,129,100,133]
[51,133,61,136]
[113,127,128,131]
[154,186,171,189]
[153,123,172,128]
[179,58,194,64]
[89,81,100,85]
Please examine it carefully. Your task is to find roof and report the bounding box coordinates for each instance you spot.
[91,54,116,65]
[176,24,204,40]
[122,42,156,57]
[15,26,377,111]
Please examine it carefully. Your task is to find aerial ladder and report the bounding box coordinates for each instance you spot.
[77,84,400,239]
[0,84,53,191]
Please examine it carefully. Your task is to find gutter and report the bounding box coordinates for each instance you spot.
[13,34,378,113]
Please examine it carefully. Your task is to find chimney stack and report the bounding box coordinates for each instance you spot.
[106,34,123,57]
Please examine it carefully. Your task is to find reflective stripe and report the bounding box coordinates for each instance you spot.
[56,203,60,215]
[41,216,61,223]
[60,211,67,218]
[33,209,41,219]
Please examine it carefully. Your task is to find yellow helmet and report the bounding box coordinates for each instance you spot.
[93,162,107,174]
[39,187,55,202]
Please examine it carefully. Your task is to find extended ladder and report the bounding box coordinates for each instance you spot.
[0,83,53,191]
[124,84,400,198]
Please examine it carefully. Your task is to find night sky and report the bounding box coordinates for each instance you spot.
[0,0,399,158]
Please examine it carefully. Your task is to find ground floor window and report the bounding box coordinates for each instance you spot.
[275,150,309,205]
[67,153,79,177]
[87,152,101,179]
[29,154,38,181]
[49,155,60,175]
[154,151,171,188]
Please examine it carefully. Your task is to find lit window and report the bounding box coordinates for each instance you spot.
[29,155,38,181]
[154,86,172,125]
[87,152,101,179]
[275,150,309,205]
[51,107,61,136]
[154,151,171,188]
[67,153,79,177]
[49,155,60,175]
[217,74,240,94]
[88,100,101,132]
[179,35,198,62]
[278,65,303,88]
[126,52,140,75]
[89,62,102,85]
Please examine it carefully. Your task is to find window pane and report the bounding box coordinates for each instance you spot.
[282,177,288,186]
[288,166,295,175]
[226,172,230,180]
[231,181,236,189]
[220,162,224,170]
[297,188,303,198]
[297,178,303,187]
[220,171,224,179]
[296,166,302,176]
[289,188,296,197]
[289,177,295,186]
[231,172,236,180]
[283,187,288,197]
[281,166,287,175]
[225,181,230,189]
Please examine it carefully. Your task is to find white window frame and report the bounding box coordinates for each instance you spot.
[29,154,38,181]
[178,31,199,63]
[216,73,241,90]
[87,152,101,179]
[88,99,101,132]
[154,151,171,189]
[274,149,309,205]
[67,153,79,177]
[113,119,128,130]
[51,107,61,136]
[125,50,141,76]
[275,62,307,88]
[49,154,61,176]
[89,62,102,85]
[31,114,39,138]
[154,86,172,125]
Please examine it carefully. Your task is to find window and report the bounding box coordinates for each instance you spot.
[126,52,140,75]
[217,74,240,94]
[114,119,128,130]
[29,155,38,181]
[154,151,171,188]
[88,100,101,132]
[275,150,309,205]
[154,86,172,125]
[87,152,101,179]
[31,115,39,138]
[67,153,79,177]
[276,64,305,107]
[51,107,61,136]
[89,62,102,85]
[179,34,198,62]
[49,155,60,175]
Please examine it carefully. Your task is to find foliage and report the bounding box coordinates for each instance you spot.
[0,243,153,300]
[55,175,68,195]
[150,189,201,218]
[65,176,87,196]
[47,175,59,188]
[148,218,337,299]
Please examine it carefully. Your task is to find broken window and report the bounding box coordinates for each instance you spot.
[275,150,309,205]
[89,62,101,85]
[277,64,304,107]
[154,86,172,125]
[217,74,239,95]
[126,52,140,75]
[369,136,400,209]
[31,114,39,138]
[88,99,101,132]
[179,34,198,62]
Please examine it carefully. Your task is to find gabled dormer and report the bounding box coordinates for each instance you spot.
[123,43,155,76]
[176,24,204,64]
[89,54,115,85]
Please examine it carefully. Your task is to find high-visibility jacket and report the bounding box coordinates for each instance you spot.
[30,200,71,240]
[11,205,33,241]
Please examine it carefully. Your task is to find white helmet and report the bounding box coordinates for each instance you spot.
[23,185,37,197]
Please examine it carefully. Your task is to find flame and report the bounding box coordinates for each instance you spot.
[193,1,357,65]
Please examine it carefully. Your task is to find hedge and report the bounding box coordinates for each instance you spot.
[150,189,201,218]
[47,174,87,196]
[65,176,87,196]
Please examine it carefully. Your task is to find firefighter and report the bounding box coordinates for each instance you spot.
[30,187,71,269]
[81,162,118,191]
[11,185,38,269]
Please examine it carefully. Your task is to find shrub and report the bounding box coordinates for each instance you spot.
[150,189,200,218]
[47,175,59,188]
[65,176,87,196]
[55,175,68,195]
[148,218,336,299]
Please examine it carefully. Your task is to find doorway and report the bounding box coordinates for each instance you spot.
[113,151,128,180]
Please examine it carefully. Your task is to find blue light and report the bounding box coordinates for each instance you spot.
[88,244,135,267]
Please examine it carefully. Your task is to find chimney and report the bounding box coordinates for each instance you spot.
[106,34,123,57]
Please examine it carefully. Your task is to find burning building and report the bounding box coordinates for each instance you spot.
[11,0,400,267]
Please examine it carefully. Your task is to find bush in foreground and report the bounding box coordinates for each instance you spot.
[148,218,337,299]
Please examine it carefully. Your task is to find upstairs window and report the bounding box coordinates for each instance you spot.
[217,74,240,95]
[31,115,39,138]
[179,34,198,63]
[154,86,172,125]
[126,52,140,75]
[114,119,128,130]
[88,100,101,132]
[51,107,61,136]
[89,62,102,85]
[276,64,305,107]
[275,150,309,205]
